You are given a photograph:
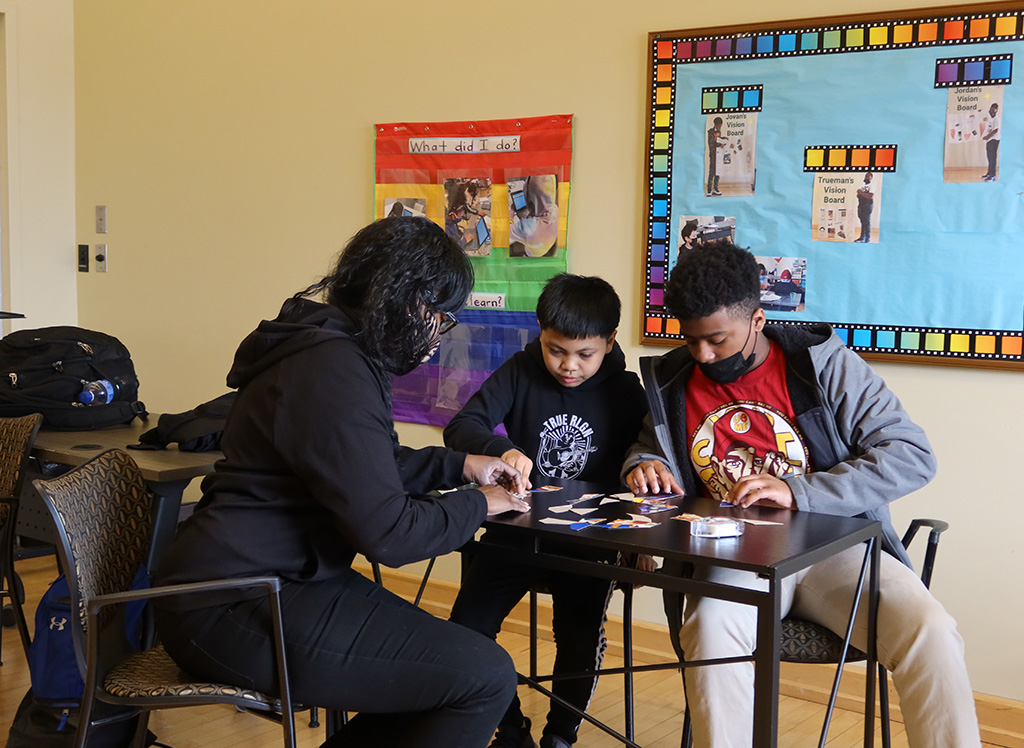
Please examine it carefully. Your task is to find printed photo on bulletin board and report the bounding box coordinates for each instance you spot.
[642,3,1024,370]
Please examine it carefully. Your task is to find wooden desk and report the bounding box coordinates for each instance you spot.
[29,415,221,569]
[467,481,881,748]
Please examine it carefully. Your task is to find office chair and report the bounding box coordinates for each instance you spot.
[676,518,949,748]
[34,448,302,748]
[0,413,42,664]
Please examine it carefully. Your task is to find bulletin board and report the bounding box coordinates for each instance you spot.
[641,3,1024,370]
[374,115,573,425]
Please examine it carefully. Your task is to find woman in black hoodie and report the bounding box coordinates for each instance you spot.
[155,217,529,747]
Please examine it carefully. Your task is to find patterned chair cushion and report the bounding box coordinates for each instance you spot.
[104,645,280,708]
[779,618,866,663]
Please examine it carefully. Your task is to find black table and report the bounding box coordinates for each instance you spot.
[465,481,881,748]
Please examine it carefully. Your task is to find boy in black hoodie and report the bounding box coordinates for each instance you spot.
[445,274,648,748]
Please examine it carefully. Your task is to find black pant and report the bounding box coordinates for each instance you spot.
[450,545,616,744]
[858,200,872,241]
[985,138,1000,177]
[156,568,517,748]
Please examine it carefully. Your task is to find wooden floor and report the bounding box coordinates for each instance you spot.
[0,556,1004,748]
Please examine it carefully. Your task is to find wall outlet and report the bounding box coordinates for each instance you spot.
[95,244,108,273]
[95,205,108,234]
[78,244,89,272]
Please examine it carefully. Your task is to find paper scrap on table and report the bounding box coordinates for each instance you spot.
[612,491,685,502]
[576,493,605,501]
[638,498,674,514]
[533,485,564,492]
[599,516,658,529]
[673,513,703,522]
[600,497,619,505]
[540,517,578,525]
[571,507,600,515]
[671,513,782,526]
[548,504,573,514]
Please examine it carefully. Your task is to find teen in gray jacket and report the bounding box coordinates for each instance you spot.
[623,241,980,748]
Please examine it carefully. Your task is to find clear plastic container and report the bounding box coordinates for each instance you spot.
[690,516,745,538]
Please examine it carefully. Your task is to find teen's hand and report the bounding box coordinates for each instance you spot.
[500,449,534,491]
[479,484,531,516]
[463,454,526,495]
[626,460,684,496]
[726,474,795,509]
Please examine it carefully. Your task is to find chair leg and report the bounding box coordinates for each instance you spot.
[681,705,692,748]
[308,705,320,728]
[879,665,892,748]
[2,522,32,662]
[529,588,539,680]
[622,585,634,742]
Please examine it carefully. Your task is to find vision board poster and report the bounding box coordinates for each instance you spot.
[944,84,1004,183]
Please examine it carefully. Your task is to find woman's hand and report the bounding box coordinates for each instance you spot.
[626,460,684,496]
[500,449,534,491]
[725,474,795,509]
[479,484,532,516]
[463,454,527,495]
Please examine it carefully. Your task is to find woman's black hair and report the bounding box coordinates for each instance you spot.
[664,239,760,321]
[296,217,473,374]
[536,274,620,339]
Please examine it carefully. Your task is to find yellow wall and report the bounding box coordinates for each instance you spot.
[69,0,1023,700]
[0,0,76,331]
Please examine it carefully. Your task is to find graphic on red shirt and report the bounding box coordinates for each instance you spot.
[690,403,809,501]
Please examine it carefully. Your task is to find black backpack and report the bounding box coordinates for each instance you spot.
[0,326,147,430]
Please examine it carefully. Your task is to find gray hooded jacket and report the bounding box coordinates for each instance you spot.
[623,322,936,566]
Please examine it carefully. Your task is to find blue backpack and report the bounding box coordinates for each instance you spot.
[28,567,150,703]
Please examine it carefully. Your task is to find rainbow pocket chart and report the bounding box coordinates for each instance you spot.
[375,115,573,425]
[643,8,1024,368]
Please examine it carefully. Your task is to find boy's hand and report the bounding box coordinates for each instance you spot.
[500,449,534,490]
[480,484,531,516]
[463,454,527,495]
[725,474,795,510]
[626,460,684,496]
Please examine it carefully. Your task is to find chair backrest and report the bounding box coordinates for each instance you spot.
[0,413,43,523]
[33,449,153,662]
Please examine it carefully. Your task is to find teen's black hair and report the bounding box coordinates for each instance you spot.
[664,239,759,321]
[295,217,473,374]
[536,274,620,339]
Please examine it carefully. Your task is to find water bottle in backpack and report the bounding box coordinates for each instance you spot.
[78,379,117,405]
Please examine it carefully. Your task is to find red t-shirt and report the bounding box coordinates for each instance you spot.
[685,342,811,501]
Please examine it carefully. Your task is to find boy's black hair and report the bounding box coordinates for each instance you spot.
[536,274,620,339]
[664,239,760,321]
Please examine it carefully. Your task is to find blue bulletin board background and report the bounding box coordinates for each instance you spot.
[642,3,1024,368]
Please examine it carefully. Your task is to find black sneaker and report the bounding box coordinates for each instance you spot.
[490,717,535,748]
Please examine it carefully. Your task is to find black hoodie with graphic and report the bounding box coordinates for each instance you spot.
[155,298,486,588]
[444,337,647,493]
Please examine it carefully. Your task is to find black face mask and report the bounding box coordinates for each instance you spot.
[697,316,758,384]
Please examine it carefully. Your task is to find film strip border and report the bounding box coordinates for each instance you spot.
[647,37,676,308]
[654,10,1024,64]
[642,314,1024,361]
[935,54,1013,87]
[804,144,898,172]
[701,85,764,114]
